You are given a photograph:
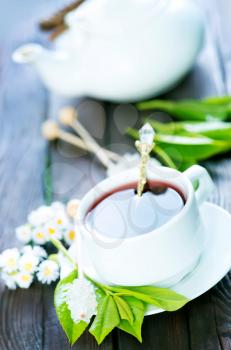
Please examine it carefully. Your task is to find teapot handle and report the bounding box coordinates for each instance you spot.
[183,165,214,206]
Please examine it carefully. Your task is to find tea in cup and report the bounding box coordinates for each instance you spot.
[78,165,214,287]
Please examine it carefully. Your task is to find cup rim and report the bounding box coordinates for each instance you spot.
[78,167,195,242]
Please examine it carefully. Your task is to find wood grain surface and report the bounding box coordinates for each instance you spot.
[0,1,230,349]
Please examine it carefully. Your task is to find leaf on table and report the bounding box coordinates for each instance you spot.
[147,119,231,141]
[118,296,145,342]
[109,285,189,311]
[54,270,88,345]
[128,286,189,311]
[156,134,230,161]
[113,295,134,324]
[137,98,231,121]
[127,127,231,170]
[202,96,231,105]
[89,294,120,345]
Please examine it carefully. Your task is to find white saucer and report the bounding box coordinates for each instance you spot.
[61,202,231,316]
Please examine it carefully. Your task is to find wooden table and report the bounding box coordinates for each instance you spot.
[0,1,231,349]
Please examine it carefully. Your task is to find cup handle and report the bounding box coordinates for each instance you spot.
[183,165,214,206]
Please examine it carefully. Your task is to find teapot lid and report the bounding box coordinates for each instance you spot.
[65,0,170,36]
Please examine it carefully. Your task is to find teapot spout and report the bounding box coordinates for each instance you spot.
[12,43,84,97]
[12,44,45,64]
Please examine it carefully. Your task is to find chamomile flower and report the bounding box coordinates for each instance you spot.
[37,260,59,284]
[0,248,20,273]
[28,205,54,226]
[66,278,97,324]
[15,272,33,288]
[1,272,17,290]
[64,227,76,246]
[51,202,65,212]
[18,254,39,274]
[22,245,47,260]
[45,223,63,240]
[16,225,32,243]
[32,227,47,245]
[55,213,70,234]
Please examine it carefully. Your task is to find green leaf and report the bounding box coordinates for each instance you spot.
[137,99,231,121]
[113,295,134,324]
[127,127,231,169]
[155,134,230,161]
[182,121,231,140]
[118,296,145,342]
[202,96,231,105]
[147,119,231,141]
[154,145,177,169]
[109,285,189,311]
[128,286,189,311]
[89,295,120,345]
[54,270,88,345]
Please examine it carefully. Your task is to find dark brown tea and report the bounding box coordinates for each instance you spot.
[85,181,186,238]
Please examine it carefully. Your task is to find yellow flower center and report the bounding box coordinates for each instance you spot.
[44,267,52,277]
[57,218,63,225]
[68,230,75,241]
[36,232,45,239]
[6,258,16,268]
[48,227,55,235]
[21,274,30,282]
[24,262,33,272]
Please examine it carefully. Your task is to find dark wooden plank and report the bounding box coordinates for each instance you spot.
[202,3,231,349]
[117,309,190,350]
[0,30,47,349]
[0,1,70,349]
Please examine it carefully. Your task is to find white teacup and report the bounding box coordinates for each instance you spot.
[78,165,214,287]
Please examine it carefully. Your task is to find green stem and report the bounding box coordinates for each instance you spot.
[50,238,77,268]
[154,145,177,169]
[50,238,113,292]
[44,153,53,205]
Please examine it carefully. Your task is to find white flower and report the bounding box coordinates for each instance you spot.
[1,272,17,290]
[44,222,63,240]
[32,227,47,245]
[18,254,39,274]
[54,212,69,229]
[22,245,47,260]
[16,225,32,243]
[45,207,70,240]
[64,227,76,246]
[66,278,97,324]
[28,205,54,226]
[15,272,33,288]
[107,153,161,177]
[51,202,65,212]
[0,248,20,273]
[37,260,59,284]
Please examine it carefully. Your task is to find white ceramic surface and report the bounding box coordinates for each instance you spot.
[60,202,231,316]
[77,165,214,287]
[12,0,204,102]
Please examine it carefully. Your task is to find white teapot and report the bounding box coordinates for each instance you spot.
[13,0,204,102]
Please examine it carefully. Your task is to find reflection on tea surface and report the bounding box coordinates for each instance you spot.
[85,182,185,238]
